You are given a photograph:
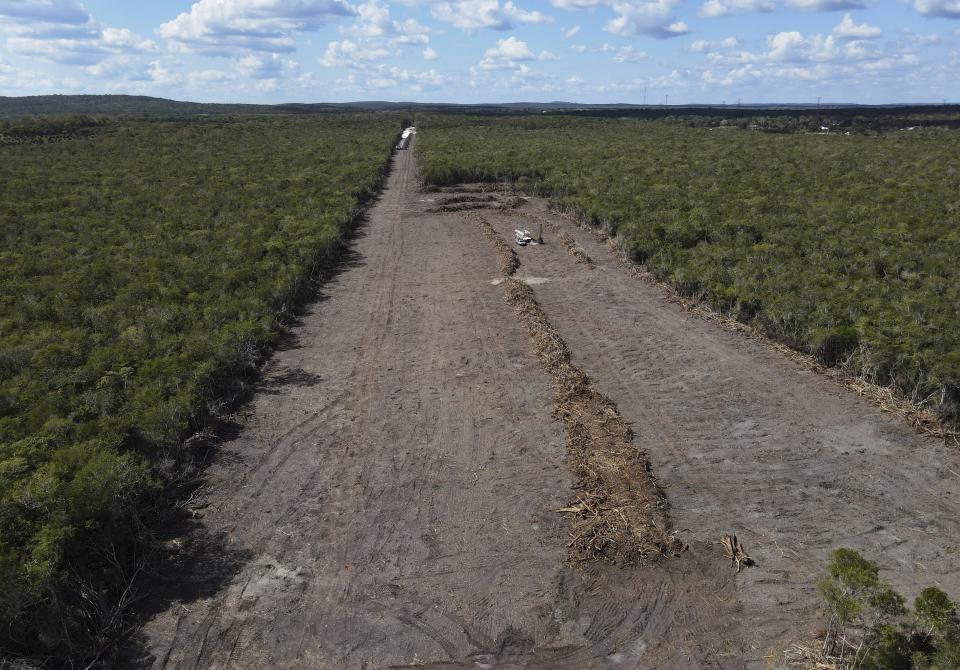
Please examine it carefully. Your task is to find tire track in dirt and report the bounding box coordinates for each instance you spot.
[481,200,960,666]
[470,210,683,563]
[140,149,758,669]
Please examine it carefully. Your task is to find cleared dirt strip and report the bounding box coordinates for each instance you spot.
[138,142,960,669]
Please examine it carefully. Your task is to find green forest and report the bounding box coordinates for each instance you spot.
[0,114,397,660]
[416,115,960,426]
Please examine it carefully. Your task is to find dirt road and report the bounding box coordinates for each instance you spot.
[141,140,960,668]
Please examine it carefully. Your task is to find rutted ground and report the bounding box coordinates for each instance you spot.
[141,141,960,669]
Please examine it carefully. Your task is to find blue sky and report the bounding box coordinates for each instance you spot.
[1,0,958,104]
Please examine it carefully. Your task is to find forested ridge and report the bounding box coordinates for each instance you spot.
[0,114,397,662]
[417,115,960,425]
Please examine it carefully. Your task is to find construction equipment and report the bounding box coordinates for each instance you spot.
[515,229,534,246]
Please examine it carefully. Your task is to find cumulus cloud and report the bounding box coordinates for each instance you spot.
[158,0,357,54]
[483,34,537,60]
[0,1,155,67]
[604,0,688,37]
[344,1,431,46]
[695,22,932,92]
[690,36,739,51]
[479,35,555,68]
[699,0,774,18]
[608,44,647,62]
[423,45,439,59]
[336,64,455,91]
[430,0,551,30]
[832,13,881,39]
[912,0,960,18]
[0,0,89,26]
[549,0,686,39]
[235,52,297,78]
[320,38,390,66]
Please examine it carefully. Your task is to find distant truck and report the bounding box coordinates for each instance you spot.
[396,126,416,150]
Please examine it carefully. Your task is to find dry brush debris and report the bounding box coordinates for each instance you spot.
[720,534,753,573]
[428,201,499,213]
[470,210,682,564]
[471,213,520,276]
[504,278,684,564]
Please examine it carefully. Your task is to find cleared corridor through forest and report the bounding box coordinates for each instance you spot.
[141,139,960,669]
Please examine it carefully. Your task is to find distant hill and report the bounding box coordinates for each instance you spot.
[0,94,346,117]
[2,94,959,122]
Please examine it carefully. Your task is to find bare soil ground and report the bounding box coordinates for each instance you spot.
[140,142,960,669]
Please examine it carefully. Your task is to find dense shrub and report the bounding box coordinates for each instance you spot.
[819,548,960,669]
[417,116,960,424]
[0,114,396,662]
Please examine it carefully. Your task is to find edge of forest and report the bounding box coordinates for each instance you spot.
[540,199,960,444]
[3,124,403,669]
[116,131,404,664]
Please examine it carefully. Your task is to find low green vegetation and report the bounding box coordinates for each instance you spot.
[0,114,396,661]
[416,115,960,424]
[819,548,960,669]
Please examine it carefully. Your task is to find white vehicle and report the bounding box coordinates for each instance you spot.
[515,229,534,246]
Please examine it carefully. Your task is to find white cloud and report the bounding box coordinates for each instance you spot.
[387,65,453,90]
[504,1,553,23]
[423,45,439,59]
[786,0,866,10]
[610,44,647,62]
[699,0,774,18]
[484,34,537,59]
[690,36,739,51]
[912,0,960,18]
[431,0,551,30]
[563,24,581,38]
[479,35,555,69]
[320,39,390,66]
[0,1,89,26]
[235,52,296,78]
[0,2,155,67]
[549,0,686,39]
[693,22,932,94]
[101,28,156,52]
[344,1,431,46]
[336,64,455,92]
[158,0,357,54]
[832,13,881,39]
[147,60,178,86]
[604,0,688,38]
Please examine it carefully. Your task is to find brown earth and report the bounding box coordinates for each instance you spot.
[139,139,960,669]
